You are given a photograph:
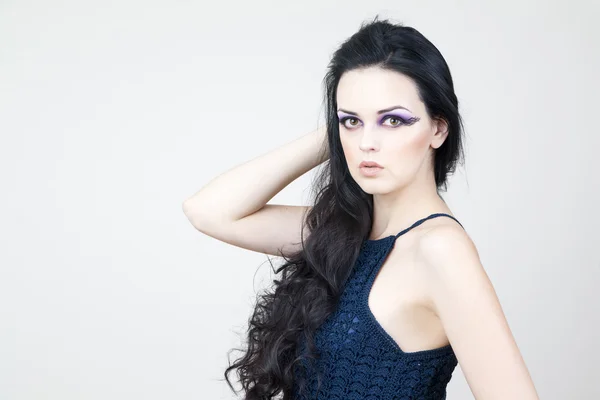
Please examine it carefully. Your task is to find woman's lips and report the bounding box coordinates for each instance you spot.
[359,161,383,168]
[359,165,383,177]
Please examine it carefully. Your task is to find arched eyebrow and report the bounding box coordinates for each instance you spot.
[337,105,413,115]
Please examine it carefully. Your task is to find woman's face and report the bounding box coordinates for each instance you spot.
[336,66,447,194]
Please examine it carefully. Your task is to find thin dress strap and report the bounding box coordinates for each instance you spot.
[394,212,464,239]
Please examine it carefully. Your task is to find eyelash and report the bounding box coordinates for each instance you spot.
[338,115,413,130]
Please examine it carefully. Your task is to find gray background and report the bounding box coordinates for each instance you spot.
[1,0,598,399]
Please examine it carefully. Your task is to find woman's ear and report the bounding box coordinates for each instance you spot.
[431,117,449,149]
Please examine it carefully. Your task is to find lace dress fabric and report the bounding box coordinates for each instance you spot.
[293,213,463,400]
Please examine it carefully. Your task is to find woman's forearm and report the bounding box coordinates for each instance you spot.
[182,126,328,227]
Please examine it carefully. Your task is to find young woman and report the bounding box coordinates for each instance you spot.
[183,16,539,400]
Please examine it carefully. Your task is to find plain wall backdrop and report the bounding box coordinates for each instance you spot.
[1,0,598,399]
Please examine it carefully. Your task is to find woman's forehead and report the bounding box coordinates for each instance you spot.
[336,68,421,114]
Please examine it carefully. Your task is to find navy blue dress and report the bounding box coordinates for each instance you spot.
[293,213,465,399]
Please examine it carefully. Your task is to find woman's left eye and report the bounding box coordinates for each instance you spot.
[382,116,405,127]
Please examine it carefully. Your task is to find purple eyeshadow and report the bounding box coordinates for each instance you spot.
[380,111,414,124]
[336,109,419,126]
[337,111,355,120]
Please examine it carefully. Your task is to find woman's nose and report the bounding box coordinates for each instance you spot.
[358,127,380,151]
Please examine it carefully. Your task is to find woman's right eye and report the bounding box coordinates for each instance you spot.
[340,117,360,129]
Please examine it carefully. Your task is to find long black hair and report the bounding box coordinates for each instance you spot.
[223,15,466,399]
